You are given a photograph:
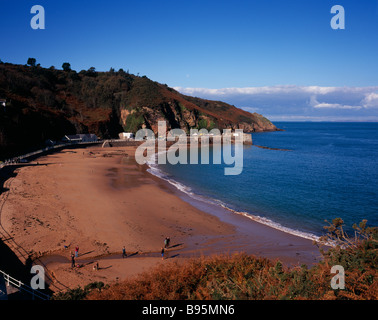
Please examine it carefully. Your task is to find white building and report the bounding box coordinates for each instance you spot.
[119,132,135,139]
[0,99,6,111]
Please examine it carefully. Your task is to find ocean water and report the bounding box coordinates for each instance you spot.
[147,122,378,240]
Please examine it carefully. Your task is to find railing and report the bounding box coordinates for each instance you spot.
[0,269,50,300]
[0,140,103,167]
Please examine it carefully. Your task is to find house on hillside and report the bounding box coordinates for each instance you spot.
[0,99,6,112]
[119,132,135,140]
[62,134,98,143]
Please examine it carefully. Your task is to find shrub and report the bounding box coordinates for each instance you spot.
[52,282,107,300]
[123,112,145,133]
[84,219,377,301]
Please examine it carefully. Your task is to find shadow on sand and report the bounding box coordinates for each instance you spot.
[0,239,55,299]
[0,163,62,299]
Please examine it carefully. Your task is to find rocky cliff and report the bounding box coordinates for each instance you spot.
[0,62,278,158]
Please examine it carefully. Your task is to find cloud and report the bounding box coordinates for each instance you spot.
[174,85,378,121]
[175,85,378,98]
[362,92,378,108]
[309,96,362,110]
[313,103,362,110]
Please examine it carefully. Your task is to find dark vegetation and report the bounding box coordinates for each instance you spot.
[53,219,377,300]
[0,60,277,159]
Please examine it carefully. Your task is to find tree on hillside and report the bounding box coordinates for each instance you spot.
[86,67,97,77]
[27,58,36,67]
[62,62,71,72]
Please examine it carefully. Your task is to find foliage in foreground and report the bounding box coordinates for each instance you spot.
[52,281,107,300]
[55,219,378,300]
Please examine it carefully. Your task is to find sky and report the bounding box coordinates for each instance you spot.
[1,0,378,121]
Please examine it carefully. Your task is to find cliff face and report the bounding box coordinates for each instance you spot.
[0,62,278,158]
[114,76,278,134]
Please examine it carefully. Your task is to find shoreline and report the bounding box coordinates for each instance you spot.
[146,145,322,244]
[147,171,321,266]
[147,157,321,244]
[0,145,321,293]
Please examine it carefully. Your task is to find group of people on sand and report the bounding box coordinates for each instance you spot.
[69,244,100,270]
[122,236,172,261]
[70,245,81,268]
[69,236,173,269]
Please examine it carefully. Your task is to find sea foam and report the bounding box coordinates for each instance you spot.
[146,151,321,243]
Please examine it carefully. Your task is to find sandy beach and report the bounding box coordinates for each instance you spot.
[0,145,321,293]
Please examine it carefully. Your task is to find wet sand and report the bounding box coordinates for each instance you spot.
[0,146,321,293]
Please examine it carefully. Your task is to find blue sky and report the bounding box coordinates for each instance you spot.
[1,0,378,121]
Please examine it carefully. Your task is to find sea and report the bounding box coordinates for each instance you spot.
[147,122,378,241]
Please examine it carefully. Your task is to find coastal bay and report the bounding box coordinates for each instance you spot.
[0,146,320,292]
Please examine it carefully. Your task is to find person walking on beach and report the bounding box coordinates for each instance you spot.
[71,253,75,268]
[161,247,165,260]
[75,245,79,258]
[122,246,127,258]
[167,237,170,248]
[164,237,168,248]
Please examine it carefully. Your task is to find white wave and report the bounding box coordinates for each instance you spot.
[146,151,196,197]
[218,203,321,242]
[145,151,322,243]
